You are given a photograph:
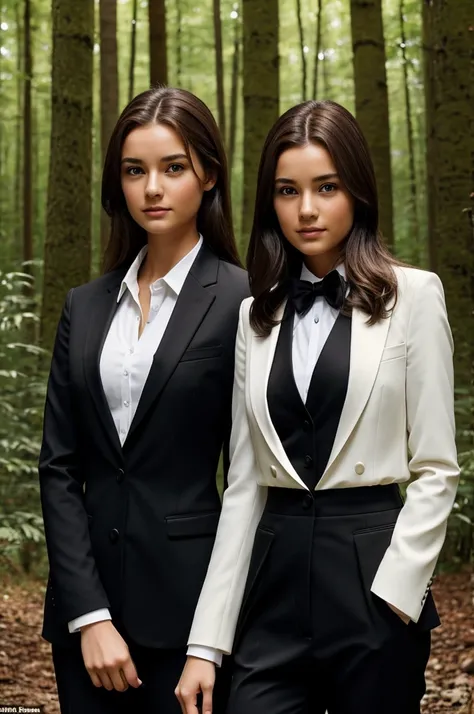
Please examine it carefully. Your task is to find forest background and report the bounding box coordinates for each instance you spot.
[0,0,472,598]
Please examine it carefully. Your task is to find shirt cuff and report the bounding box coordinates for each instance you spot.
[68,608,112,634]
[187,645,223,667]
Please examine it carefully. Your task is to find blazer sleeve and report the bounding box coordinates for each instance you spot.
[39,289,110,623]
[187,299,267,654]
[370,271,460,621]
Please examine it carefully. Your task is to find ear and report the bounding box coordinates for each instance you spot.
[202,171,217,192]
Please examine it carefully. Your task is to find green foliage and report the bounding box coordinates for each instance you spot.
[0,269,47,573]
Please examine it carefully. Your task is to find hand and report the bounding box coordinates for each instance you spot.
[80,621,142,691]
[175,656,216,714]
[386,601,410,624]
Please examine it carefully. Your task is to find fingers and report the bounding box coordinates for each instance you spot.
[202,683,213,714]
[175,686,199,714]
[122,658,143,688]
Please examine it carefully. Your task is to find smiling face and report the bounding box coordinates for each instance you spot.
[273,142,355,277]
[120,122,216,242]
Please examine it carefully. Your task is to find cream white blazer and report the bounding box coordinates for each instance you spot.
[188,265,460,655]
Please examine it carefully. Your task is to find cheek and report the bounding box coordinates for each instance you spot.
[121,182,141,215]
[170,175,203,210]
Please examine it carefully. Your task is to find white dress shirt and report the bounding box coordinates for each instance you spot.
[68,236,204,634]
[186,263,347,666]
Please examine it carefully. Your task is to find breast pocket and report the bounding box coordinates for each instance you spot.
[179,344,223,362]
[380,342,406,362]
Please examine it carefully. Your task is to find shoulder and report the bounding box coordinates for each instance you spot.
[70,269,124,301]
[393,264,444,299]
[217,260,250,300]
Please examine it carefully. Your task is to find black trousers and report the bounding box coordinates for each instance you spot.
[52,624,231,714]
[227,485,437,714]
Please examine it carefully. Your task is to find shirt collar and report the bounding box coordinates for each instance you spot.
[117,235,203,303]
[300,261,346,283]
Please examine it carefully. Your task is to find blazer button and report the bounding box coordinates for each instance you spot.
[355,462,365,475]
[109,528,120,544]
[302,493,313,509]
[303,420,311,432]
[117,468,125,484]
[270,465,278,479]
[304,455,313,468]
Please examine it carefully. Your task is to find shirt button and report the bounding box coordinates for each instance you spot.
[129,347,134,354]
[304,455,313,468]
[355,462,365,475]
[123,400,129,407]
[152,305,159,311]
[109,528,120,544]
[314,315,320,324]
[123,370,128,377]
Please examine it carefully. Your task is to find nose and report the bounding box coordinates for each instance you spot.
[145,172,164,199]
[299,191,317,220]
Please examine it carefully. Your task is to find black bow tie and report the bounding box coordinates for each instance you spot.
[289,270,346,316]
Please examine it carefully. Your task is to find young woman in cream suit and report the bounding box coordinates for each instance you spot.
[176,100,460,714]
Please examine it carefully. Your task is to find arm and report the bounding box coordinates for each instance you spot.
[39,289,110,623]
[371,272,460,622]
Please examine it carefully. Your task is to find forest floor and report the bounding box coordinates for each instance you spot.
[0,569,473,713]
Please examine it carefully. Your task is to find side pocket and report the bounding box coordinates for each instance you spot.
[353,524,440,631]
[233,526,275,647]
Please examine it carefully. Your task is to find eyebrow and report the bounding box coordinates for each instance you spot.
[275,172,339,184]
[121,153,189,165]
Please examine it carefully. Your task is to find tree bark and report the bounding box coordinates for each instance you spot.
[129,0,138,103]
[399,0,420,265]
[41,0,94,353]
[99,0,119,254]
[242,0,279,252]
[228,10,240,174]
[176,0,182,86]
[350,0,394,249]
[296,0,306,101]
[149,0,167,86]
[422,0,436,272]
[213,0,226,138]
[23,0,33,285]
[312,0,323,99]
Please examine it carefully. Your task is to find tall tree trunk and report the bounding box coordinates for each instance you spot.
[15,2,23,263]
[350,0,394,250]
[23,0,33,284]
[399,0,420,265]
[312,0,323,99]
[176,0,182,86]
[424,0,473,455]
[228,10,240,174]
[422,0,436,272]
[129,0,138,103]
[213,0,226,138]
[41,0,94,353]
[242,0,279,251]
[296,0,306,101]
[99,0,119,255]
[149,0,167,86]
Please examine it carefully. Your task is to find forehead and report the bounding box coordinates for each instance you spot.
[275,142,336,177]
[122,122,185,157]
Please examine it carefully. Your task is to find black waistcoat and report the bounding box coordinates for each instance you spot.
[267,303,352,489]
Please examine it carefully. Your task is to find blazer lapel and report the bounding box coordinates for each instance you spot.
[125,245,217,445]
[319,306,392,483]
[83,274,124,460]
[248,301,309,490]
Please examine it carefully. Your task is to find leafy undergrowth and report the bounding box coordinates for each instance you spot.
[0,570,472,713]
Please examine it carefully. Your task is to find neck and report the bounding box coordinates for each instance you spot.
[140,227,200,282]
[303,253,342,279]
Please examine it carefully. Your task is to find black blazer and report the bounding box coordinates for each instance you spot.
[39,244,249,647]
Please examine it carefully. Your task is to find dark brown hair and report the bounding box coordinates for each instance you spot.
[247,100,403,336]
[102,86,241,272]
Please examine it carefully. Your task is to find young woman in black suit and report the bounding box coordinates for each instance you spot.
[39,86,248,714]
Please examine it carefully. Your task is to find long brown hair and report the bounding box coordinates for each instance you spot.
[102,86,241,272]
[247,100,403,336]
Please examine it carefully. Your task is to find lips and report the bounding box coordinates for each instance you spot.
[143,207,171,214]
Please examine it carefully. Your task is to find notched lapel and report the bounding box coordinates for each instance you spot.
[125,248,217,444]
[320,307,392,481]
[83,279,123,459]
